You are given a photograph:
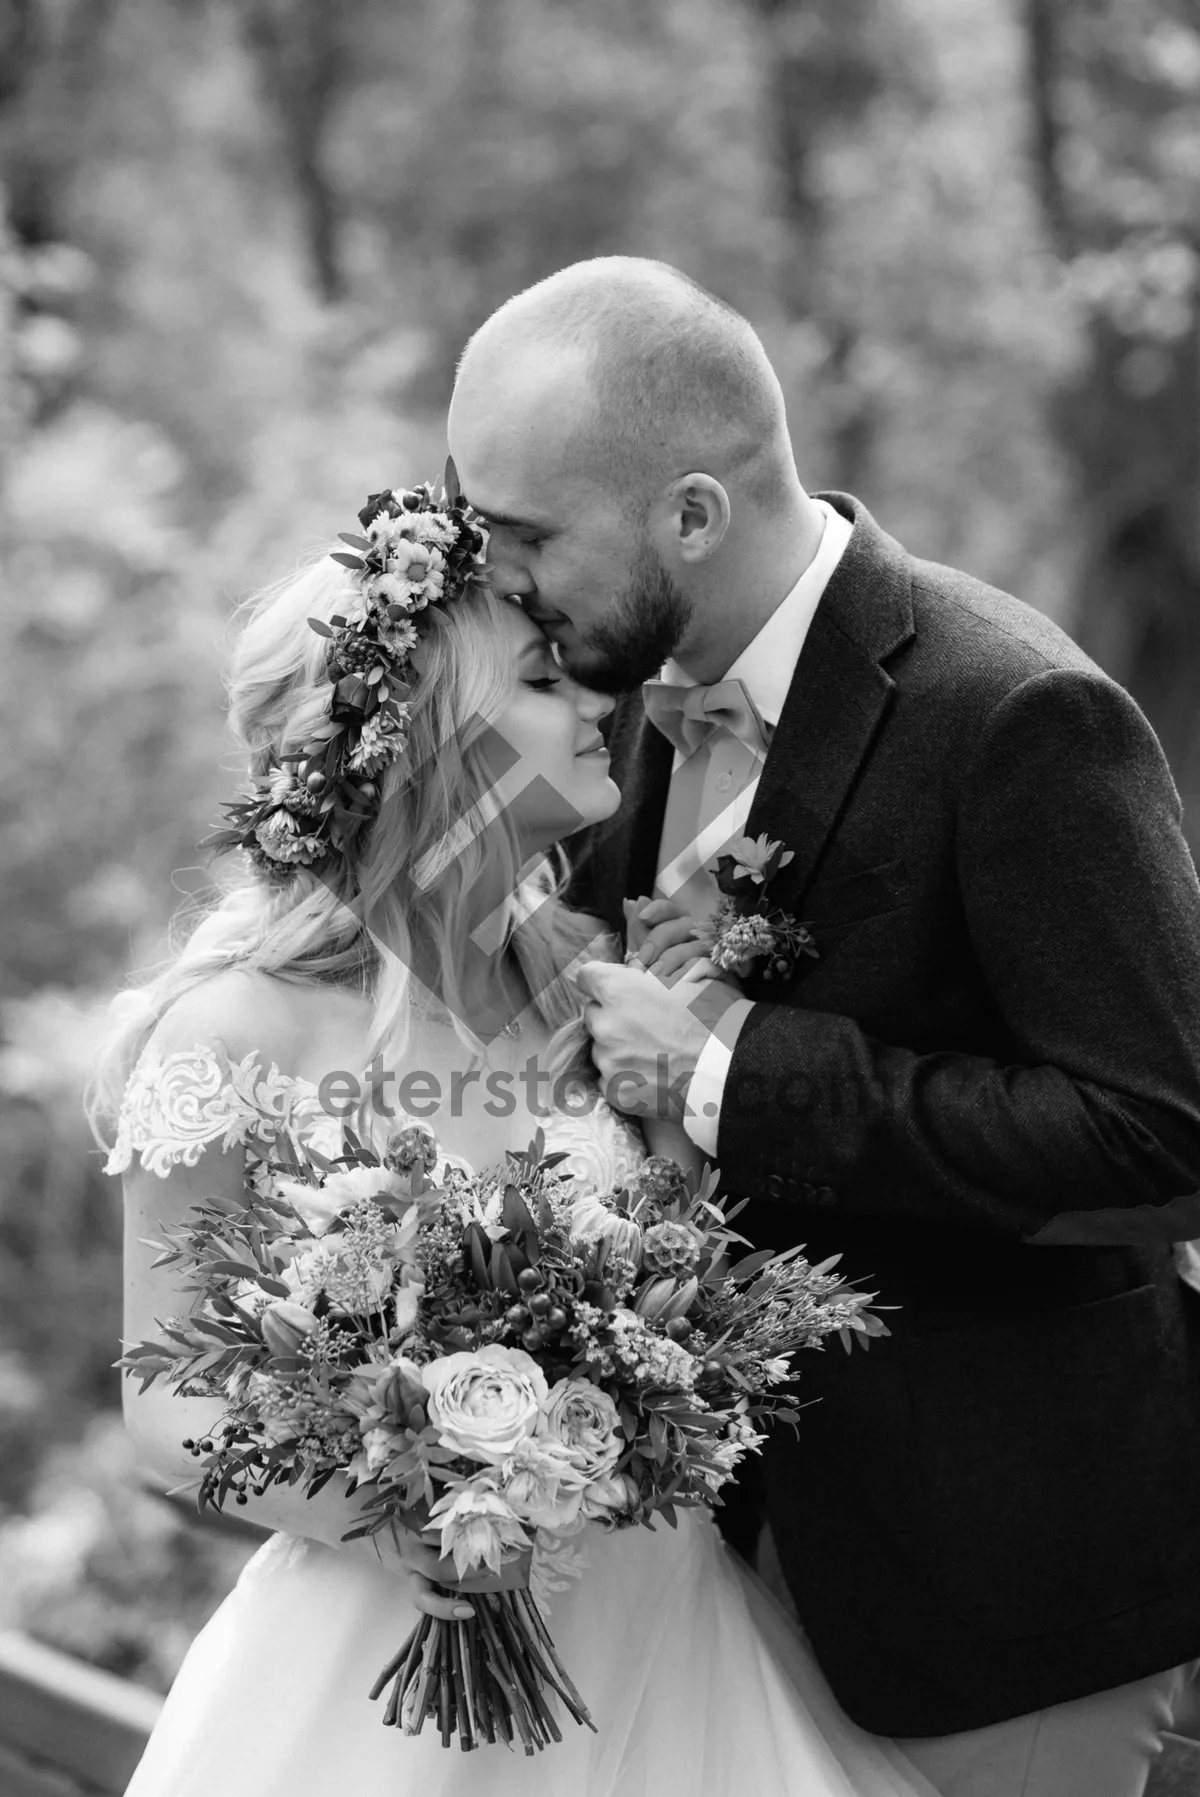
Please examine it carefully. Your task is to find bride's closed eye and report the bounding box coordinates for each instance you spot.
[524,675,562,691]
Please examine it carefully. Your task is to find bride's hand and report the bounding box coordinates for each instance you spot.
[342,1515,474,1624]
[623,896,707,982]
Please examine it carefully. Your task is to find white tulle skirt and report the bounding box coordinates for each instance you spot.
[125,1509,939,1797]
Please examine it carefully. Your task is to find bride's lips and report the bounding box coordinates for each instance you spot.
[575,736,609,759]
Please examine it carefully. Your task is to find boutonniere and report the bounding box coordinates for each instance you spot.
[692,835,818,983]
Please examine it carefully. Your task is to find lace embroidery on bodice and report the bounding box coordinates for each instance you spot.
[106,1042,646,1192]
[105,1043,342,1179]
[532,1090,645,1200]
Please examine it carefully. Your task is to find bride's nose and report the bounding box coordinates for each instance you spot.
[574,685,615,725]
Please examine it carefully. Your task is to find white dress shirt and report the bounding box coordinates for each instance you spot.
[654,499,853,1158]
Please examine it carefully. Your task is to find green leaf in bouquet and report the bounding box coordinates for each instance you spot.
[727,1248,776,1285]
[255,1273,292,1298]
[694,1162,721,1205]
[118,1340,172,1362]
[464,1221,491,1290]
[127,1365,170,1393]
[489,1242,521,1297]
[501,1183,538,1254]
[207,1257,263,1280]
[663,1409,716,1430]
[270,1135,305,1173]
[215,1462,240,1507]
[158,1324,202,1349]
[339,1126,370,1161]
[660,1275,698,1321]
[189,1316,246,1344]
[201,1191,255,1215]
[744,1273,776,1304]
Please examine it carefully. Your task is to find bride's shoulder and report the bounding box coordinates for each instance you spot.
[146,968,310,1068]
[106,971,340,1181]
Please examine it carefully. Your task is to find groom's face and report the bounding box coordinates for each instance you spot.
[448,352,692,694]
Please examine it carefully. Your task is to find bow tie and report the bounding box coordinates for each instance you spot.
[641,677,771,759]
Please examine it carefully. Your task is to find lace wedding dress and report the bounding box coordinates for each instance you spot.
[110,1045,938,1797]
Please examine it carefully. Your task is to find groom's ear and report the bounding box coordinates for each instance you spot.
[665,473,731,565]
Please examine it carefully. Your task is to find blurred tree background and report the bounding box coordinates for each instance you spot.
[0,0,1196,1691]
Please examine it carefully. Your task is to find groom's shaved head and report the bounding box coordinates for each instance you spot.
[449,260,814,691]
[455,257,793,513]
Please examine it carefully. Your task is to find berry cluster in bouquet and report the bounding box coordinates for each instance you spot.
[120,1124,888,1755]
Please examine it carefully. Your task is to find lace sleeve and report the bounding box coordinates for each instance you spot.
[104,1041,321,1179]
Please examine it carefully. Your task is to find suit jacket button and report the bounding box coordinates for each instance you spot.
[765,1174,785,1198]
[814,1186,839,1208]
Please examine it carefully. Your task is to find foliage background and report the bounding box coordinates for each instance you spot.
[0,0,1196,1691]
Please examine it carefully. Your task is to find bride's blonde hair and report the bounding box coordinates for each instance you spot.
[88,551,611,1141]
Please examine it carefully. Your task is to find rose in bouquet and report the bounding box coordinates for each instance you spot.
[120,1126,888,1754]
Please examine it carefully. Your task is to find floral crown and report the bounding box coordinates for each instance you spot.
[208,472,486,881]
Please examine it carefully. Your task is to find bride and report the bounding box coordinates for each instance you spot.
[91,483,936,1797]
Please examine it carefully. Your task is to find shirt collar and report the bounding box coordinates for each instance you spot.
[656,497,853,727]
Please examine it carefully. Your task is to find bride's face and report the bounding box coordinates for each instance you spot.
[485,607,621,850]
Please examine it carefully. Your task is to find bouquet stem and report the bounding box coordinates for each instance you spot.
[370,1585,596,1755]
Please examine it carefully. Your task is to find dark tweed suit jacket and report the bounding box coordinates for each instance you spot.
[568,493,1200,1737]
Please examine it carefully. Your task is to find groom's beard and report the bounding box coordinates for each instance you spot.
[558,535,691,694]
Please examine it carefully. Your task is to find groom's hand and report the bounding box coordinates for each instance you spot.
[622,896,708,980]
[575,959,743,1122]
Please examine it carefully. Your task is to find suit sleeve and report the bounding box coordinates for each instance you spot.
[715,668,1200,1243]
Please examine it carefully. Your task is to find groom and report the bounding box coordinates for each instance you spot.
[447,257,1200,1795]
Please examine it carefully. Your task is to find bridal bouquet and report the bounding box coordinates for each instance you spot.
[120,1125,887,1755]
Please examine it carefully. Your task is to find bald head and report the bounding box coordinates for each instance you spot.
[455,257,794,515]
[448,260,820,691]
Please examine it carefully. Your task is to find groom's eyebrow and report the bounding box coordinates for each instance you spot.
[470,502,554,533]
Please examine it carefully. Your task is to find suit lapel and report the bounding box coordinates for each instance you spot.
[745,494,915,916]
[582,696,673,925]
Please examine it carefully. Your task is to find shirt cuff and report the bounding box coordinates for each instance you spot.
[683,997,755,1158]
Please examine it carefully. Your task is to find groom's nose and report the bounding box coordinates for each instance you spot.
[485,532,535,599]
